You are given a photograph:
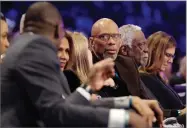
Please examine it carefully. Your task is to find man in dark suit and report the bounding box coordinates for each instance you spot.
[89,18,150,99]
[118,24,158,100]
[1,2,160,128]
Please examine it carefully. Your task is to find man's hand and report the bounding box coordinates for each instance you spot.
[103,78,115,87]
[180,107,186,115]
[86,58,115,91]
[131,97,163,127]
[128,111,149,128]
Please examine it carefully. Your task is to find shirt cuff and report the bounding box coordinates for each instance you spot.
[76,87,91,101]
[114,96,130,108]
[108,109,129,128]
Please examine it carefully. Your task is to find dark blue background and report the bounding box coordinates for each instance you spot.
[1,1,186,72]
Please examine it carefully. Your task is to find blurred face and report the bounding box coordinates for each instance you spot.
[160,47,175,71]
[129,31,147,65]
[0,20,9,55]
[92,22,121,60]
[57,37,70,71]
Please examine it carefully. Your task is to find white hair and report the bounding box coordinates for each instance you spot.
[119,24,142,48]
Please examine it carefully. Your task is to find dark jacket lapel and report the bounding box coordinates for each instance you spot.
[115,55,141,96]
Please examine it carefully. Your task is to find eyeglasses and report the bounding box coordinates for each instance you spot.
[92,33,121,42]
[165,52,175,59]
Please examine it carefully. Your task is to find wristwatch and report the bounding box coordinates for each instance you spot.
[124,110,130,126]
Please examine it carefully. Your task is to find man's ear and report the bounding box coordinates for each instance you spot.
[89,37,94,50]
[119,45,128,56]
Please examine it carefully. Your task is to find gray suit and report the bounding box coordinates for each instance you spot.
[1,33,114,127]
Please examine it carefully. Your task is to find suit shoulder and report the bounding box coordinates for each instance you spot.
[7,34,56,54]
[27,34,56,51]
[116,55,137,68]
[116,55,134,62]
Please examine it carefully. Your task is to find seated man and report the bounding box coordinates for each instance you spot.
[118,24,158,100]
[119,24,148,67]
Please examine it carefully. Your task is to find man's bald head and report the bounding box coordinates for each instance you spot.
[91,18,119,36]
[90,18,121,60]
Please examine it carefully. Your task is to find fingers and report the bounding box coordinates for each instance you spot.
[105,68,115,79]
[145,100,164,126]
[132,97,155,128]
[128,111,150,128]
[87,58,115,91]
[103,78,115,87]
[95,58,114,70]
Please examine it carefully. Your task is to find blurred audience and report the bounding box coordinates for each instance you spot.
[0,1,186,127]
[170,56,186,86]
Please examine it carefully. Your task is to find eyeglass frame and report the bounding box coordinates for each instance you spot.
[91,33,122,42]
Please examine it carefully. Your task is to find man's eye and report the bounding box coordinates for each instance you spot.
[99,35,109,40]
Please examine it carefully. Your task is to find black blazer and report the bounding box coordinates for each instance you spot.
[1,33,111,127]
[139,72,184,109]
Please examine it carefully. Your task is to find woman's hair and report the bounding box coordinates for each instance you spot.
[66,32,90,84]
[0,12,6,22]
[141,31,177,73]
[61,30,73,69]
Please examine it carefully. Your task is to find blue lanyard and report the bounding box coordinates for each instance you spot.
[115,72,119,79]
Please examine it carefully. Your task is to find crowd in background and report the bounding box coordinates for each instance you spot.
[2,1,186,56]
[0,1,186,128]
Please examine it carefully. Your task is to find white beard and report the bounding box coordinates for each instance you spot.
[103,53,117,60]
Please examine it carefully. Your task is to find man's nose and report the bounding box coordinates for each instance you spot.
[107,37,115,45]
[5,39,10,48]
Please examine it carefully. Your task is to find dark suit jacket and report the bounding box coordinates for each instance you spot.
[1,33,111,127]
[139,73,184,110]
[92,53,150,99]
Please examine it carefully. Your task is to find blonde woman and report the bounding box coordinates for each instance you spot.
[64,32,114,93]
